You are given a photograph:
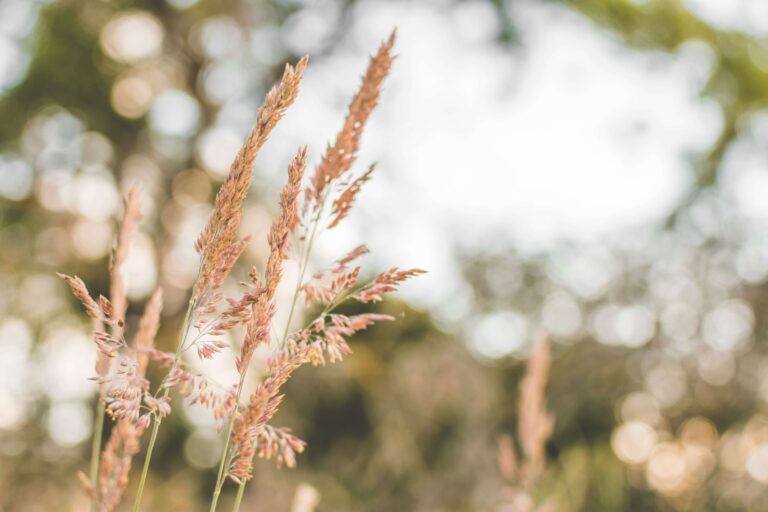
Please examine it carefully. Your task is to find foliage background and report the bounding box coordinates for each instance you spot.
[2,0,768,510]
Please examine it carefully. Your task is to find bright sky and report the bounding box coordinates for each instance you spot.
[260,0,724,310]
[683,0,768,35]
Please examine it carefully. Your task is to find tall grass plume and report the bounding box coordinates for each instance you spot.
[58,30,422,512]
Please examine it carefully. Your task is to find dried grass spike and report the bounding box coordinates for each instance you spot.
[354,267,426,303]
[307,31,395,211]
[238,147,307,373]
[57,273,101,320]
[111,185,143,335]
[76,470,95,499]
[98,421,142,512]
[497,434,518,483]
[134,287,163,377]
[195,56,308,299]
[266,146,307,292]
[328,164,375,228]
[517,333,554,482]
[337,245,369,268]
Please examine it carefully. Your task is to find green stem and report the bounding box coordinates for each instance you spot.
[132,415,160,511]
[209,370,248,512]
[89,402,106,510]
[279,209,322,347]
[131,295,196,512]
[231,480,247,512]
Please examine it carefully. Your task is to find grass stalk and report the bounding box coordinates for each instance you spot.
[231,479,247,512]
[131,295,196,512]
[279,204,324,347]
[215,212,322,512]
[89,403,106,510]
[209,371,248,512]
[228,212,323,512]
[132,415,161,511]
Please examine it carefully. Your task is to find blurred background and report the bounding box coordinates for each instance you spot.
[2,0,768,510]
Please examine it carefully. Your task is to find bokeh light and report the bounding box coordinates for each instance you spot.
[100,11,164,64]
[4,0,768,510]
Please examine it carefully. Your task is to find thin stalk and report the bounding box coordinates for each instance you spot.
[231,479,247,512]
[89,402,106,510]
[230,459,252,511]
[91,311,123,508]
[279,206,324,347]
[209,370,248,512]
[227,286,363,512]
[229,209,326,512]
[132,415,161,511]
[131,295,196,512]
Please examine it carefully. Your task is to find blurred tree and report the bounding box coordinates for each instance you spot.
[3,0,768,511]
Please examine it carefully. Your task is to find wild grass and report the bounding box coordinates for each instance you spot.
[497,335,555,512]
[58,31,425,512]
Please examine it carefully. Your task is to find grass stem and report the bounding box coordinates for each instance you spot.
[231,479,247,512]
[209,371,248,512]
[228,210,324,512]
[131,294,196,512]
[279,206,324,348]
[131,415,160,512]
[89,403,106,510]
